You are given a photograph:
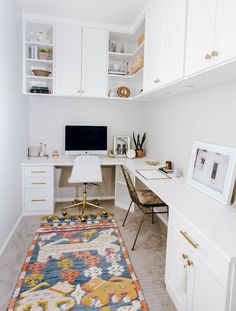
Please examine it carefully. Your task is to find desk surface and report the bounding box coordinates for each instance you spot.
[22,156,129,167]
[21,156,236,260]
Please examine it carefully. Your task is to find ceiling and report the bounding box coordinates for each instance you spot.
[17,0,148,28]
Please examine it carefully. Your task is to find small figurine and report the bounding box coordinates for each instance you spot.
[52,150,60,159]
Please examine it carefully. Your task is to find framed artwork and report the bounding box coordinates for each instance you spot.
[113,136,130,157]
[187,141,236,205]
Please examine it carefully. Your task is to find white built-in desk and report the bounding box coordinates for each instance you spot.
[21,156,236,310]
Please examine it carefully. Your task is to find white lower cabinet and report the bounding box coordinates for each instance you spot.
[166,210,230,311]
[23,166,54,215]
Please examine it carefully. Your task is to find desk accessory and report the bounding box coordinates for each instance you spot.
[127,149,136,159]
[113,136,130,157]
[133,132,146,158]
[28,142,49,159]
[145,161,159,166]
[137,169,170,180]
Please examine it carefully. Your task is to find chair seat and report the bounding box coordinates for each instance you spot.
[136,190,167,207]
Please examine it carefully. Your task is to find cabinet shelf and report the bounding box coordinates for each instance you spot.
[26,58,53,64]
[25,41,53,47]
[108,68,143,82]
[109,42,144,62]
[25,75,53,80]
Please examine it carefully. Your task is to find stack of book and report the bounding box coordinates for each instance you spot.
[29,86,51,94]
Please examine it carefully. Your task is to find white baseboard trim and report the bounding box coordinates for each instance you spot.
[0,213,23,257]
[55,196,115,203]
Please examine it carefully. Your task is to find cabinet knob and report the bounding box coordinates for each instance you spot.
[182,254,188,260]
[211,50,219,57]
[81,90,85,94]
[205,53,212,60]
[77,90,81,93]
[154,79,160,84]
[187,259,193,266]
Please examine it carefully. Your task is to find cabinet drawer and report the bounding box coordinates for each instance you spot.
[24,188,54,213]
[172,211,229,289]
[25,177,53,189]
[24,166,53,177]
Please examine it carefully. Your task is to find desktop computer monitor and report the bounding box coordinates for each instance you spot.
[65,125,107,155]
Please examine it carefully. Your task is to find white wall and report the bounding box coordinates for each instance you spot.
[146,82,236,175]
[29,96,146,199]
[29,97,146,154]
[0,0,29,253]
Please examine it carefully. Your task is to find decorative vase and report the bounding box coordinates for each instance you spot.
[136,149,145,158]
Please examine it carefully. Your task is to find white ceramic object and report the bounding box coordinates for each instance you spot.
[113,63,121,71]
[127,149,136,159]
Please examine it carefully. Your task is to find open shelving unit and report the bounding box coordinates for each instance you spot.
[23,22,54,95]
[108,19,145,98]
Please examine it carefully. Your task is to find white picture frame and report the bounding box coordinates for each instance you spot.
[113,136,130,157]
[187,141,236,205]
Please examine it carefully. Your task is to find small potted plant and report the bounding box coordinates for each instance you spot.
[38,48,49,60]
[133,132,146,158]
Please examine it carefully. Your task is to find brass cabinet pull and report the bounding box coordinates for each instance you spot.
[31,182,46,185]
[31,199,46,202]
[205,53,212,60]
[31,171,46,173]
[154,79,160,84]
[187,259,193,266]
[180,230,199,249]
[182,254,188,260]
[211,50,219,57]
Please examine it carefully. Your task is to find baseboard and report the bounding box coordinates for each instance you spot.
[55,196,115,203]
[0,213,23,257]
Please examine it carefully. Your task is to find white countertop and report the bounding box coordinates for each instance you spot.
[21,156,236,261]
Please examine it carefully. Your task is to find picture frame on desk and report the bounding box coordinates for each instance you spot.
[113,136,130,157]
[187,141,236,205]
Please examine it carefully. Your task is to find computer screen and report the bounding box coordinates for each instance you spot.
[65,125,107,155]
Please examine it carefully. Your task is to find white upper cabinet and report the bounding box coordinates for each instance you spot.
[81,28,108,97]
[185,0,236,76]
[159,0,187,86]
[143,0,162,92]
[215,0,236,64]
[144,0,186,92]
[185,0,217,76]
[55,24,82,96]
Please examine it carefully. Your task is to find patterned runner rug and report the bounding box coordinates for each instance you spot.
[8,215,148,311]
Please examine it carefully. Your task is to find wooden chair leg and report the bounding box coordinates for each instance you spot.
[122,201,133,227]
[132,212,146,251]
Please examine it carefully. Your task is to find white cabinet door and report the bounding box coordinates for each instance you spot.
[165,223,192,311]
[215,0,236,64]
[189,253,227,311]
[143,0,162,92]
[185,0,217,75]
[159,0,187,85]
[81,28,108,97]
[55,24,82,96]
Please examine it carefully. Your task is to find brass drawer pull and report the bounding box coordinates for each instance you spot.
[180,230,199,249]
[154,79,160,84]
[31,171,46,173]
[31,199,46,202]
[31,182,46,185]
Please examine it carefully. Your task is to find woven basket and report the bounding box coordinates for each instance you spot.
[32,69,51,77]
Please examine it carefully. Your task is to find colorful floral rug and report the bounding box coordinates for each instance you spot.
[9,215,148,311]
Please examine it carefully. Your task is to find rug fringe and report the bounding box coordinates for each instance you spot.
[41,213,114,223]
